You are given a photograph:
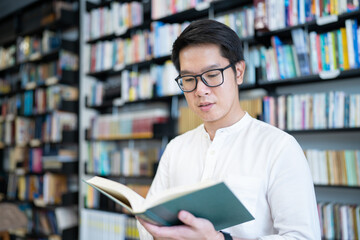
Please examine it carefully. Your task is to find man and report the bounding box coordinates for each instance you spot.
[138,19,321,240]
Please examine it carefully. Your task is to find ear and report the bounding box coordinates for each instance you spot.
[235,61,246,85]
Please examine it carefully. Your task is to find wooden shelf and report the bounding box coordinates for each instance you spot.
[85,94,175,110]
[315,184,360,189]
[86,21,152,44]
[86,55,171,79]
[286,127,360,134]
[86,130,153,141]
[152,0,253,23]
[256,9,360,40]
[258,68,360,89]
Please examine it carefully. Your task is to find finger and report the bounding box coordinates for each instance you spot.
[138,217,180,238]
[178,210,197,227]
[137,218,158,230]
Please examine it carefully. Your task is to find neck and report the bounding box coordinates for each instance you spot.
[204,109,245,141]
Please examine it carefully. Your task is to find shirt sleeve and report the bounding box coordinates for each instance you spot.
[137,143,172,240]
[259,136,321,240]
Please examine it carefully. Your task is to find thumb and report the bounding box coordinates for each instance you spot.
[178,210,197,226]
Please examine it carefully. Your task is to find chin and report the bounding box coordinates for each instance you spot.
[198,115,219,123]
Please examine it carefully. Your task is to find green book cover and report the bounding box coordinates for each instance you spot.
[344,150,357,186]
[337,29,344,70]
[84,176,254,231]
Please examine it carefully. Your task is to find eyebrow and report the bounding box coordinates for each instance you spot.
[179,64,221,75]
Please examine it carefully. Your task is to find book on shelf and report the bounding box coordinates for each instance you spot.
[318,202,360,239]
[81,208,130,240]
[84,176,254,230]
[55,206,78,232]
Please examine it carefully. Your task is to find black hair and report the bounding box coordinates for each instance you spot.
[171,19,244,72]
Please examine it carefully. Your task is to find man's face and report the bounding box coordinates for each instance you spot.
[179,43,245,128]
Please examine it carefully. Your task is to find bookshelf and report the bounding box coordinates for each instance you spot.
[79,0,360,239]
[0,0,80,239]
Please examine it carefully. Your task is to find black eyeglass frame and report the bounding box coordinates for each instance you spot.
[174,63,234,92]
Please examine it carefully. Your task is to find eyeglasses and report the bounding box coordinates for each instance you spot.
[175,63,233,92]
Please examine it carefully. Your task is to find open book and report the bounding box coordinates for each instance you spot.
[84,176,254,230]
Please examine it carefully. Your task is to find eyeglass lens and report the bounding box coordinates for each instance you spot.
[180,69,223,91]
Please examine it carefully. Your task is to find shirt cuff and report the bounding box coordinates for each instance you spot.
[136,219,154,240]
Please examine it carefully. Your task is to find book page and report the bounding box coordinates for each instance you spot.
[85,177,145,212]
[142,180,220,211]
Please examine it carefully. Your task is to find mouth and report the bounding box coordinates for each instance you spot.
[198,102,214,111]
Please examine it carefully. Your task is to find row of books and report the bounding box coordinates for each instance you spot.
[215,5,255,39]
[0,73,17,95]
[20,61,60,89]
[17,30,61,63]
[88,107,168,139]
[262,91,360,130]
[1,60,77,97]
[6,172,68,205]
[310,20,360,73]
[305,149,360,186]
[0,45,16,70]
[254,0,360,32]
[88,82,104,106]
[179,91,360,134]
[32,206,77,236]
[318,202,360,240]
[87,61,180,106]
[84,1,144,41]
[14,203,77,236]
[151,0,214,19]
[86,142,159,177]
[2,146,77,173]
[216,7,259,85]
[261,21,360,81]
[243,45,261,84]
[59,50,79,71]
[86,20,360,86]
[0,85,78,117]
[80,208,140,240]
[33,208,60,235]
[86,29,152,73]
[0,111,77,145]
[1,64,76,97]
[152,21,189,58]
[85,21,190,73]
[150,61,181,97]
[120,61,180,101]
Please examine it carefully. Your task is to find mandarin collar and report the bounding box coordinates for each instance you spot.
[200,112,251,139]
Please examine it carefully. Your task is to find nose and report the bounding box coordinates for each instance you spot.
[194,76,210,96]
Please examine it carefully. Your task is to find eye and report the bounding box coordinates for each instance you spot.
[182,76,195,82]
[205,71,220,79]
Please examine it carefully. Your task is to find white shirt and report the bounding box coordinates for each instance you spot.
[138,112,321,239]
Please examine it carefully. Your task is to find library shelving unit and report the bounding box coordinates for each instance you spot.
[0,0,80,239]
[80,0,360,239]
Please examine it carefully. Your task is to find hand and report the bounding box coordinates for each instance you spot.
[137,210,224,240]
